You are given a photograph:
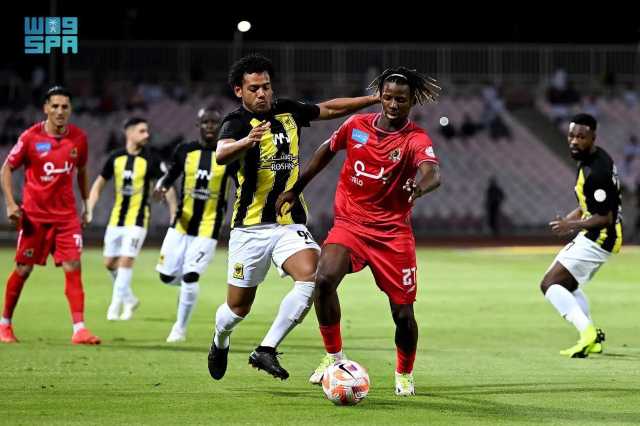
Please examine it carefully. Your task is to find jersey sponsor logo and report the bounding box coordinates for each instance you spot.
[196,169,213,181]
[594,189,607,202]
[425,146,435,157]
[120,185,137,196]
[389,148,402,162]
[351,128,369,145]
[353,160,388,184]
[233,262,244,280]
[273,132,290,146]
[188,188,214,201]
[41,161,73,181]
[122,169,134,179]
[260,154,298,171]
[35,141,51,152]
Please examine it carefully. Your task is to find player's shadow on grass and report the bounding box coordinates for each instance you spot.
[362,391,640,422]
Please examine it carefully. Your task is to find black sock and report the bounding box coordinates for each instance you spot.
[256,345,275,354]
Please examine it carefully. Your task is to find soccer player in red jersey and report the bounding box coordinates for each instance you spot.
[0,86,100,345]
[276,68,440,396]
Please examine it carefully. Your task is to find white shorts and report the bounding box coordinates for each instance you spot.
[227,224,320,288]
[549,233,611,285]
[155,227,217,277]
[103,226,147,258]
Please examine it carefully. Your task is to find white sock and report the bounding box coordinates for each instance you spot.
[330,350,345,360]
[260,281,315,348]
[114,267,135,303]
[572,288,591,319]
[0,317,11,325]
[214,303,244,349]
[176,281,200,330]
[545,284,592,332]
[73,321,85,333]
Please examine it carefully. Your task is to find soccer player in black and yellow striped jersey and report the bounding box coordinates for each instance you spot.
[207,54,380,381]
[540,113,622,358]
[154,107,235,343]
[88,117,166,321]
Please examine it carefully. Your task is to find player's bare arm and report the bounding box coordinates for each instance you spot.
[549,211,613,236]
[77,166,90,226]
[215,121,271,165]
[276,139,336,216]
[86,175,107,224]
[316,94,379,120]
[404,162,441,203]
[0,162,20,225]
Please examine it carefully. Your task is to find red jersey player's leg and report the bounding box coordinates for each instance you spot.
[1,217,50,343]
[309,222,368,384]
[366,231,418,396]
[54,218,100,345]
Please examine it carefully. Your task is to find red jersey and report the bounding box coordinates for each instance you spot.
[5,122,88,223]
[329,113,438,230]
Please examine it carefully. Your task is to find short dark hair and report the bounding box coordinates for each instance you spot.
[368,67,440,105]
[228,54,275,89]
[45,86,72,103]
[197,105,222,121]
[123,117,148,130]
[570,113,597,131]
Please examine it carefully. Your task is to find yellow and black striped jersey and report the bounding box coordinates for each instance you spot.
[574,146,622,253]
[101,147,162,228]
[218,99,320,228]
[161,141,236,239]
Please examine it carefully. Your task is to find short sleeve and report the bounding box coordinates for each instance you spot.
[277,99,320,127]
[218,115,247,141]
[587,170,617,215]
[410,132,439,168]
[100,154,115,180]
[329,117,354,152]
[77,133,88,167]
[5,135,29,169]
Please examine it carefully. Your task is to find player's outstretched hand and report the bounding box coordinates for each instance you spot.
[246,121,271,147]
[403,178,422,203]
[276,190,297,216]
[6,203,21,227]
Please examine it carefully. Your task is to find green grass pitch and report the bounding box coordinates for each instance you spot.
[1,246,639,425]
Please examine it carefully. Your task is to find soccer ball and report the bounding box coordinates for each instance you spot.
[321,360,370,405]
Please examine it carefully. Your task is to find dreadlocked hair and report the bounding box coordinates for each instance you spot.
[368,67,440,104]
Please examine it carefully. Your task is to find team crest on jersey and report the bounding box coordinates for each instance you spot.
[233,263,244,280]
[70,147,78,158]
[425,146,435,157]
[280,115,297,131]
[389,148,402,162]
[23,248,34,258]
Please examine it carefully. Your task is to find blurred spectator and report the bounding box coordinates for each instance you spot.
[480,84,512,141]
[460,113,478,139]
[546,69,581,126]
[485,176,505,237]
[581,95,599,119]
[1,111,26,146]
[623,83,638,109]
[623,134,639,175]
[30,66,46,106]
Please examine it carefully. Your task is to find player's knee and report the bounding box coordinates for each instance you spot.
[315,271,339,296]
[392,306,415,328]
[182,272,200,283]
[104,258,118,270]
[15,264,33,278]
[159,273,179,286]
[228,302,251,318]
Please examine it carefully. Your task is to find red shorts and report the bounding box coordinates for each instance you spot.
[323,220,418,304]
[15,214,83,266]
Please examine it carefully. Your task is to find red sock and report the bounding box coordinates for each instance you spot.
[64,269,85,324]
[396,347,416,374]
[319,323,342,353]
[3,271,27,319]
